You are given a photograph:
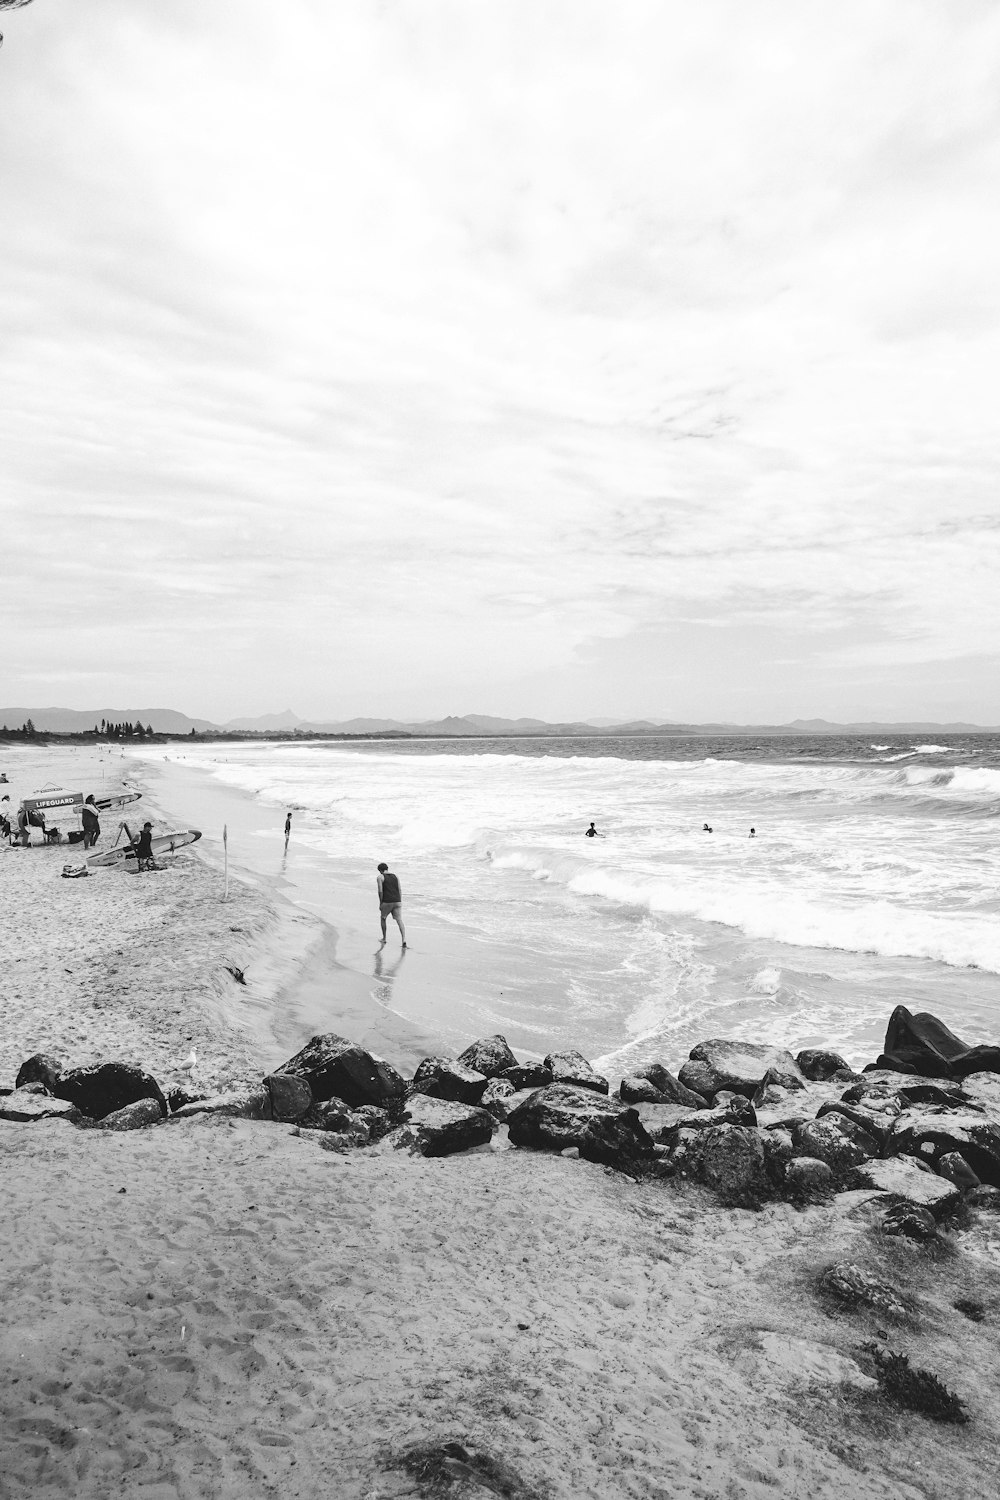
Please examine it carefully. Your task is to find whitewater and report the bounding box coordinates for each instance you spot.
[131,734,1000,1077]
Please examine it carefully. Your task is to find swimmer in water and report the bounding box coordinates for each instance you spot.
[585,821,605,838]
[702,823,713,833]
[749,827,756,837]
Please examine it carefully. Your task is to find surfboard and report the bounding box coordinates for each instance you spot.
[93,791,142,812]
[86,830,202,867]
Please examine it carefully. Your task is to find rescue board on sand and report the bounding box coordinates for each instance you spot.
[93,791,142,812]
[87,830,202,867]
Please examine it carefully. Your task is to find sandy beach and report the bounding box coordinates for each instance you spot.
[3,745,1000,1499]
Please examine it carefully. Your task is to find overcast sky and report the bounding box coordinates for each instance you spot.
[2,1,999,724]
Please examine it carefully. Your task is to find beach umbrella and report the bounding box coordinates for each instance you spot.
[0,0,34,49]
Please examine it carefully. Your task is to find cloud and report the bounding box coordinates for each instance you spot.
[2,0,1000,718]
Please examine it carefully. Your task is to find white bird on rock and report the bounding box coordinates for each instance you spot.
[179,1047,197,1077]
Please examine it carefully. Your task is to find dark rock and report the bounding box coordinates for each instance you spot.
[762,1064,805,1092]
[456,1034,518,1078]
[507,1083,653,1169]
[632,1102,706,1144]
[680,1039,804,1100]
[167,1087,204,1113]
[793,1115,879,1172]
[54,1062,167,1121]
[880,1203,939,1242]
[98,1098,163,1131]
[700,1124,768,1202]
[816,1100,900,1150]
[14,1053,63,1092]
[855,1157,961,1218]
[410,1056,489,1106]
[13,1081,47,1095]
[499,1063,553,1091]
[723,1095,757,1127]
[937,1151,981,1190]
[480,1077,516,1117]
[785,1157,834,1196]
[822,1262,908,1319]
[303,1098,355,1131]
[797,1049,851,1082]
[398,1094,495,1156]
[619,1076,667,1105]
[0,1092,80,1123]
[265,1073,314,1121]
[170,1089,270,1120]
[966,1185,1000,1210]
[353,1105,393,1141]
[887,1107,1000,1187]
[278,1033,406,1109]
[762,1127,794,1185]
[543,1050,609,1095]
[878,1004,1000,1080]
[635,1063,707,1108]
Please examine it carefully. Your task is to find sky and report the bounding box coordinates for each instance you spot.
[2,0,1000,725]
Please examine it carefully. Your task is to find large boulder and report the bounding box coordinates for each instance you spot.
[410,1056,489,1106]
[543,1050,608,1095]
[500,1063,553,1091]
[397,1095,495,1157]
[634,1101,740,1145]
[480,1077,516,1117]
[619,1076,668,1105]
[456,1035,518,1078]
[265,1072,313,1121]
[679,1040,804,1101]
[856,1157,961,1218]
[796,1049,851,1082]
[886,1107,1000,1187]
[277,1034,406,1109]
[170,1089,270,1120]
[54,1062,167,1121]
[700,1124,768,1203]
[816,1100,901,1150]
[876,1005,1000,1080]
[507,1084,653,1168]
[785,1157,834,1196]
[98,1098,164,1131]
[14,1053,63,1092]
[792,1115,878,1173]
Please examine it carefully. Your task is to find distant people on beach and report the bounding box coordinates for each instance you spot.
[81,795,101,850]
[284,811,292,849]
[376,862,406,947]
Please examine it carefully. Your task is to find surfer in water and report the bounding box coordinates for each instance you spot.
[376,862,406,947]
[585,822,605,838]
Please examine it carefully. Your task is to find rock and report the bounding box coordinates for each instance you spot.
[762,1064,805,1092]
[797,1049,851,1081]
[887,1107,1000,1187]
[619,1076,668,1105]
[303,1098,355,1131]
[966,1185,1000,1211]
[793,1115,879,1172]
[937,1151,981,1190]
[0,1092,80,1123]
[543,1050,609,1095]
[278,1033,406,1109]
[499,1063,553,1091]
[480,1077,516,1116]
[785,1157,834,1196]
[816,1100,900,1150]
[398,1094,495,1156]
[167,1087,204,1113]
[700,1124,768,1202]
[54,1062,167,1121]
[635,1063,706,1108]
[265,1073,314,1121]
[410,1056,489,1106]
[880,1203,939,1242]
[822,1262,908,1319]
[353,1105,392,1141]
[680,1039,804,1100]
[724,1095,758,1126]
[877,1004,1000,1080]
[14,1053,63,1092]
[630,1102,702,1144]
[958,1072,1000,1112]
[456,1034,518,1078]
[855,1157,961,1218]
[170,1089,270,1120]
[98,1098,163,1131]
[507,1083,653,1169]
[762,1127,794,1185]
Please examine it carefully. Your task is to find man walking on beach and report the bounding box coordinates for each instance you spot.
[284,811,292,850]
[377,862,406,947]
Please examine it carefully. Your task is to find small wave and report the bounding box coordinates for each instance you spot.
[748,967,782,995]
[912,744,957,754]
[870,744,891,751]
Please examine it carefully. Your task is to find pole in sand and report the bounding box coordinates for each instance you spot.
[223,823,229,901]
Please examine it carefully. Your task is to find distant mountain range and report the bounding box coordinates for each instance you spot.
[3,707,999,737]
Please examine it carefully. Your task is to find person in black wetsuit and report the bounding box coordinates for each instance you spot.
[135,821,154,872]
[81,795,101,850]
[376,862,406,946]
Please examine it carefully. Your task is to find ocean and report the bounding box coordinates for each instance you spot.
[131,733,1000,1077]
